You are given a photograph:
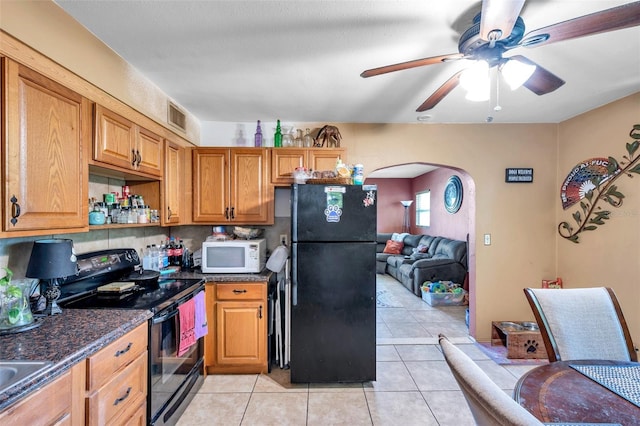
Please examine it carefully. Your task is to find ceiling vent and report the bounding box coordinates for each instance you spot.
[168,102,187,132]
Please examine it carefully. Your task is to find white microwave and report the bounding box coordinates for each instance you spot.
[201,239,266,273]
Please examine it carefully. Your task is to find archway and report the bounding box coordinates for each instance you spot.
[366,162,477,338]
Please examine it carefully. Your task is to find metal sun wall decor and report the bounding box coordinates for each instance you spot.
[558,124,640,243]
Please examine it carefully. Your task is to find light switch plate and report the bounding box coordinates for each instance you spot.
[484,234,491,245]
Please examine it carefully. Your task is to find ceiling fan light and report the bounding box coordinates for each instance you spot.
[465,85,490,102]
[501,58,536,90]
[459,60,490,92]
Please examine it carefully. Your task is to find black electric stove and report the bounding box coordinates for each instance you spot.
[57,248,204,313]
[58,248,206,426]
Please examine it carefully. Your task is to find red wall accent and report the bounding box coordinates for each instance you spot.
[367,169,470,241]
[366,178,413,233]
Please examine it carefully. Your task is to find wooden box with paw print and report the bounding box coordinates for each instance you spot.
[491,321,548,359]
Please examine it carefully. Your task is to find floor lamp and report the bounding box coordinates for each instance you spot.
[401,200,413,233]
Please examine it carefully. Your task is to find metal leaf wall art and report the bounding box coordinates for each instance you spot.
[558,124,640,243]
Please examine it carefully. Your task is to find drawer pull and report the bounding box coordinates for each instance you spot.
[115,342,133,357]
[233,289,247,294]
[113,386,132,406]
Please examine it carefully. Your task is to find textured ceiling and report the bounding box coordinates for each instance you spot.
[54,0,640,124]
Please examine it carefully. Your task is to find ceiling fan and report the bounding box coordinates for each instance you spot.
[360,0,640,112]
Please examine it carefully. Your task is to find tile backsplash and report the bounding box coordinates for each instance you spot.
[0,177,292,279]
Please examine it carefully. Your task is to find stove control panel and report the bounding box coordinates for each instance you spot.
[59,248,140,285]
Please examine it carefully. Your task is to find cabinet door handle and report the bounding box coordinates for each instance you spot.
[230,207,235,219]
[10,196,20,226]
[131,149,137,167]
[115,342,132,357]
[259,305,263,319]
[167,206,172,220]
[136,150,142,167]
[225,207,229,220]
[113,386,132,406]
[232,289,247,294]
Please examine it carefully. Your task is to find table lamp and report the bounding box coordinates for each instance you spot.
[26,239,77,316]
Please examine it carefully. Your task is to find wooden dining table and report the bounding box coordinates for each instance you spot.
[514,359,640,425]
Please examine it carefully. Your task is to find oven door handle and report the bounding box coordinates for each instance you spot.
[153,308,180,324]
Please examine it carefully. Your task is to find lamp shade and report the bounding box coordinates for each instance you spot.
[26,239,77,279]
[400,200,414,207]
[501,58,536,90]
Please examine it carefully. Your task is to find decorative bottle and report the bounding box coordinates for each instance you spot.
[254,120,263,147]
[282,126,293,147]
[294,129,303,147]
[303,128,314,147]
[274,120,282,148]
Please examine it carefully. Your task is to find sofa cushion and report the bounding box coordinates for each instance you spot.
[432,239,467,265]
[418,235,436,248]
[386,255,412,268]
[410,252,430,261]
[383,240,404,254]
[403,234,423,248]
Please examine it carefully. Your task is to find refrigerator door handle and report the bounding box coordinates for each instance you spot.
[292,281,297,306]
[291,245,298,306]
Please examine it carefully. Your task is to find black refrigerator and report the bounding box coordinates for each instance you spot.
[290,183,377,383]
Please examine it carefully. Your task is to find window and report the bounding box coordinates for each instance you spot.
[416,190,431,227]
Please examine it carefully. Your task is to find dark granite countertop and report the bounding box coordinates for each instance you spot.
[0,308,151,412]
[165,269,273,283]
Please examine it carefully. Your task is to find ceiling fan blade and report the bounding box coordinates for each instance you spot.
[509,55,565,95]
[416,70,463,112]
[360,53,464,78]
[521,1,640,48]
[480,0,525,41]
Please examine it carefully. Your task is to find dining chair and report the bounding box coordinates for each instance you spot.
[438,334,544,426]
[524,287,637,362]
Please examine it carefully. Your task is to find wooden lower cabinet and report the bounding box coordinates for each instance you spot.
[0,369,74,425]
[0,323,147,425]
[205,282,268,374]
[85,323,148,425]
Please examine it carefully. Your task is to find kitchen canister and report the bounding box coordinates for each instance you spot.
[353,164,364,185]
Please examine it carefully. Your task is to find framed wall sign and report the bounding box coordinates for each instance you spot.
[505,168,534,183]
[444,175,463,214]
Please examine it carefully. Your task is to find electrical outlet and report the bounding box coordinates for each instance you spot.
[280,234,288,246]
[484,234,491,245]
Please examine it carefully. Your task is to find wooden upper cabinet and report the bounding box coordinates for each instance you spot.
[163,140,185,225]
[230,149,272,223]
[2,58,89,234]
[270,148,345,185]
[136,126,163,176]
[93,104,163,177]
[193,149,229,223]
[193,148,272,224]
[271,149,307,184]
[309,149,346,172]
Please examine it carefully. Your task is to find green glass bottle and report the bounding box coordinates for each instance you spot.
[274,119,282,148]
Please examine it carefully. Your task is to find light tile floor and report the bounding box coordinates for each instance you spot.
[177,274,536,425]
